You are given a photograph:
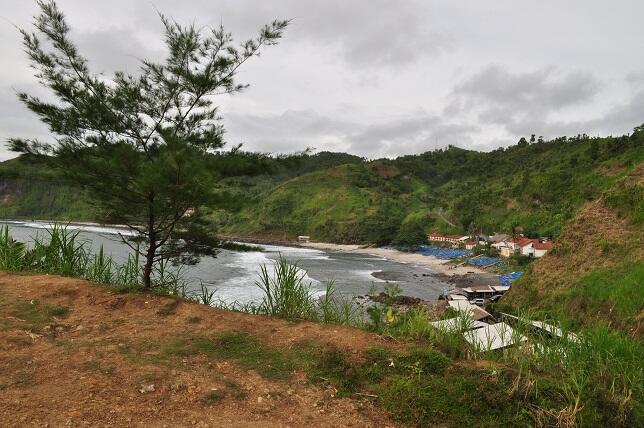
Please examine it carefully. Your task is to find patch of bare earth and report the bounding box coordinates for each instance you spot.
[0,273,398,427]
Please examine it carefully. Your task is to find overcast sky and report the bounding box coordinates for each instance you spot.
[1,0,643,161]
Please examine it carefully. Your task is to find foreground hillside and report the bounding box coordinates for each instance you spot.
[0,273,396,427]
[504,163,644,337]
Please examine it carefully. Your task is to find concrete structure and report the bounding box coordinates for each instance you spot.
[532,241,553,257]
[464,240,477,250]
[427,233,466,244]
[493,236,553,258]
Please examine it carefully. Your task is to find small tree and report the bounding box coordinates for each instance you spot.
[9,0,288,288]
[393,220,428,247]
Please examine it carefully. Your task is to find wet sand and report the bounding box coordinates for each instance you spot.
[302,242,481,275]
[301,242,500,289]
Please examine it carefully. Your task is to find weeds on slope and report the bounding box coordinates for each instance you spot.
[219,255,364,326]
[376,306,643,427]
[0,224,182,293]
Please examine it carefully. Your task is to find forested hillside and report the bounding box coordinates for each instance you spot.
[0,156,95,220]
[219,130,644,243]
[1,129,643,246]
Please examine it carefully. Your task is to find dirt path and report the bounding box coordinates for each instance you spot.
[0,273,398,427]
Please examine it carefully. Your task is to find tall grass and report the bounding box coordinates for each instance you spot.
[0,226,27,271]
[0,224,183,292]
[256,256,316,320]
[253,255,363,325]
[379,303,643,426]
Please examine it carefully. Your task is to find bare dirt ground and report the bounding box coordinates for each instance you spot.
[0,273,399,427]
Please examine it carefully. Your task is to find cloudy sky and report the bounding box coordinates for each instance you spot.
[1,0,643,160]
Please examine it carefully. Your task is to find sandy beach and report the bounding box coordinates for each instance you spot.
[301,242,487,277]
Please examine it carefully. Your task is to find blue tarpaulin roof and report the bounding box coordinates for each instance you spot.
[469,256,501,267]
[499,271,523,286]
[417,245,471,260]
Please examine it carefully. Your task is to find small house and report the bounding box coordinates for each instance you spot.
[461,285,497,299]
[297,235,311,243]
[464,240,477,250]
[532,240,553,257]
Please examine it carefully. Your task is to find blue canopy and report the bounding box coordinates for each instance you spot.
[499,271,523,286]
[417,245,471,260]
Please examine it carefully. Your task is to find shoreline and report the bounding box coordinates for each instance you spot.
[300,242,490,278]
[2,221,498,287]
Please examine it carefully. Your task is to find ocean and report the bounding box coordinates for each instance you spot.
[1,221,449,304]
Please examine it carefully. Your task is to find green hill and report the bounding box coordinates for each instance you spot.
[0,156,94,220]
[1,129,643,248]
[218,130,644,244]
[504,163,644,337]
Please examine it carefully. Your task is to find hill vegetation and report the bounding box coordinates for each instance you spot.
[2,130,642,246]
[217,130,643,244]
[504,163,644,337]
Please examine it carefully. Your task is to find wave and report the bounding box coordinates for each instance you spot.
[0,220,137,237]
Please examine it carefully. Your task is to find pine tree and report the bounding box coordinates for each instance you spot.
[9,0,288,288]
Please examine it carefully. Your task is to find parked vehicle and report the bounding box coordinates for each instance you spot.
[470,298,485,305]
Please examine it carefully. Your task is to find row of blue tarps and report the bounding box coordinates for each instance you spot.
[499,271,523,286]
[468,256,501,267]
[417,245,472,260]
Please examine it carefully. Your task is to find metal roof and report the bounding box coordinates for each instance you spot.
[448,300,492,321]
[463,322,527,351]
[430,317,488,333]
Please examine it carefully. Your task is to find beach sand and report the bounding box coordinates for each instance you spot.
[301,242,487,277]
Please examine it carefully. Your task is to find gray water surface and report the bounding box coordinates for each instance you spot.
[2,221,449,303]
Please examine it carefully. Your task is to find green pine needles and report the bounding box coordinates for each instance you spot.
[10,0,289,288]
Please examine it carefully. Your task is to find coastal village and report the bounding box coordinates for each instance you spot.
[419,233,569,352]
[415,231,553,311]
[427,232,553,258]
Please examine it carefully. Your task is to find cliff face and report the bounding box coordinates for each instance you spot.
[504,164,644,337]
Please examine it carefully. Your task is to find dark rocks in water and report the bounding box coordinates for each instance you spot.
[371,270,408,281]
[371,292,423,307]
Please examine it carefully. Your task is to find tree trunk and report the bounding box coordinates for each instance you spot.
[143,241,156,289]
[143,194,156,289]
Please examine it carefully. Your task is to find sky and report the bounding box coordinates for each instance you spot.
[1,0,643,161]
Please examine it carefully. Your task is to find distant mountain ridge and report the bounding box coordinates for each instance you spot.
[1,130,643,247]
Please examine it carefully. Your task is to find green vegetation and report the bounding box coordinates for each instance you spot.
[3,130,642,246]
[216,130,643,244]
[10,1,288,288]
[0,224,182,294]
[118,311,642,428]
[253,256,360,324]
[1,223,641,425]
[505,163,643,337]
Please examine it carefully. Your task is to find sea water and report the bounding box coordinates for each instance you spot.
[1,221,449,304]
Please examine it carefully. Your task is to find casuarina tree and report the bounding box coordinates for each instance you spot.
[9,0,288,288]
